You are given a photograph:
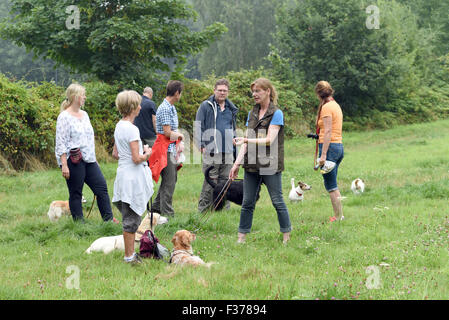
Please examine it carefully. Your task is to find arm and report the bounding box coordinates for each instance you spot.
[129,141,151,164]
[319,116,332,166]
[56,115,70,179]
[194,104,206,153]
[162,125,184,141]
[152,115,157,134]
[60,154,70,180]
[234,125,281,146]
[229,142,248,180]
[112,142,119,160]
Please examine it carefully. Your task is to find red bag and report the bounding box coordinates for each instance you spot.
[139,230,159,258]
[69,148,83,164]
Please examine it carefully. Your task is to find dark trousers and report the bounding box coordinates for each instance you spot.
[65,159,113,221]
[152,151,178,216]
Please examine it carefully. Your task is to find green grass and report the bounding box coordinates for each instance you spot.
[2,119,449,300]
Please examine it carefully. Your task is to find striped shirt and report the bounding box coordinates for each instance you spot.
[156,98,179,154]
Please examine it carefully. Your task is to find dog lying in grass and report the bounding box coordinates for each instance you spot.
[205,165,260,211]
[170,230,214,267]
[85,212,168,254]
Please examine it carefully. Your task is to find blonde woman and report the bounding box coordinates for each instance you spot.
[112,90,154,264]
[315,81,344,222]
[55,84,116,223]
[229,78,291,244]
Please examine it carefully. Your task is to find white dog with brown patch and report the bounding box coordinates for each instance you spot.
[170,230,214,267]
[351,178,365,195]
[288,178,312,202]
[85,213,168,254]
[47,201,71,222]
[47,196,88,222]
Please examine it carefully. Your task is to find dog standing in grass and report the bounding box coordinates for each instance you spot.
[351,178,365,195]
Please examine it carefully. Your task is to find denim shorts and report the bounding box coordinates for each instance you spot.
[318,143,344,192]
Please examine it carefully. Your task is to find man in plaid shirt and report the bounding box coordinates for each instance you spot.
[152,80,185,217]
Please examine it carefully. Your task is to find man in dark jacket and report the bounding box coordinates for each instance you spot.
[194,79,238,213]
[134,87,157,147]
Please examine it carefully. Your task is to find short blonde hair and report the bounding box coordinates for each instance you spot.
[250,78,278,105]
[115,90,142,117]
[60,83,85,111]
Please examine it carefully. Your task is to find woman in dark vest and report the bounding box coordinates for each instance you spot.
[229,78,291,244]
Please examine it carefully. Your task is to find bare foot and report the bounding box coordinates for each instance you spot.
[283,232,290,244]
[237,232,246,244]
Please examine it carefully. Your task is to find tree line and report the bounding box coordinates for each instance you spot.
[1,0,448,125]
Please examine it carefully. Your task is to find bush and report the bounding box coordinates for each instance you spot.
[0,74,58,169]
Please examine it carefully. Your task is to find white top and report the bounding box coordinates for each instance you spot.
[112,120,154,216]
[55,110,96,166]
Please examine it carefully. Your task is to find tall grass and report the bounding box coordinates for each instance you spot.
[1,120,449,300]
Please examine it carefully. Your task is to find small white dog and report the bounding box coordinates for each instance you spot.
[85,212,168,254]
[351,178,365,195]
[288,178,312,202]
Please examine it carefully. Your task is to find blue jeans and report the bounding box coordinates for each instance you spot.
[239,171,292,234]
[65,159,113,221]
[319,143,344,192]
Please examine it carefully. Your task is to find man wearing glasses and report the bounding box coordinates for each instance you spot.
[194,79,238,213]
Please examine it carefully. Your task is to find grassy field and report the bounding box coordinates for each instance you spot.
[1,119,449,300]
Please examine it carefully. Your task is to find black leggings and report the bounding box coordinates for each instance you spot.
[65,159,113,221]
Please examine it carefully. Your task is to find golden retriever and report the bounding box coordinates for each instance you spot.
[170,230,214,267]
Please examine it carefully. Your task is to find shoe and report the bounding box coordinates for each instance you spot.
[124,253,142,265]
[237,233,246,244]
[329,216,344,222]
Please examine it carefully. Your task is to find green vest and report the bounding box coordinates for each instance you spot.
[243,102,284,174]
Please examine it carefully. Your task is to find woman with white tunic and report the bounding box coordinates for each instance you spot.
[55,83,116,223]
[112,90,154,264]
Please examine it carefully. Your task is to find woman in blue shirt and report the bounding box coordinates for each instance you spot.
[229,78,291,244]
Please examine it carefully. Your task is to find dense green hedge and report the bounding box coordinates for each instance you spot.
[1,68,449,171]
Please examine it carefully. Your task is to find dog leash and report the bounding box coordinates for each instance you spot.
[193,178,233,232]
[85,195,97,219]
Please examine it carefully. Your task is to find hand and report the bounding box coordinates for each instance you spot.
[233,137,246,146]
[178,133,185,141]
[229,164,240,180]
[319,155,326,167]
[176,141,185,154]
[62,165,70,180]
[143,145,152,160]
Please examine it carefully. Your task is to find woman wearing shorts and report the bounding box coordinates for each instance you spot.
[315,81,344,222]
[112,90,154,264]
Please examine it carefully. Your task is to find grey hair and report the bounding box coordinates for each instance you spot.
[143,87,153,95]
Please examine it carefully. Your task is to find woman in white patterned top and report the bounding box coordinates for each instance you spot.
[55,84,116,223]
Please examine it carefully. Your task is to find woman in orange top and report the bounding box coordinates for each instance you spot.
[315,81,344,222]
